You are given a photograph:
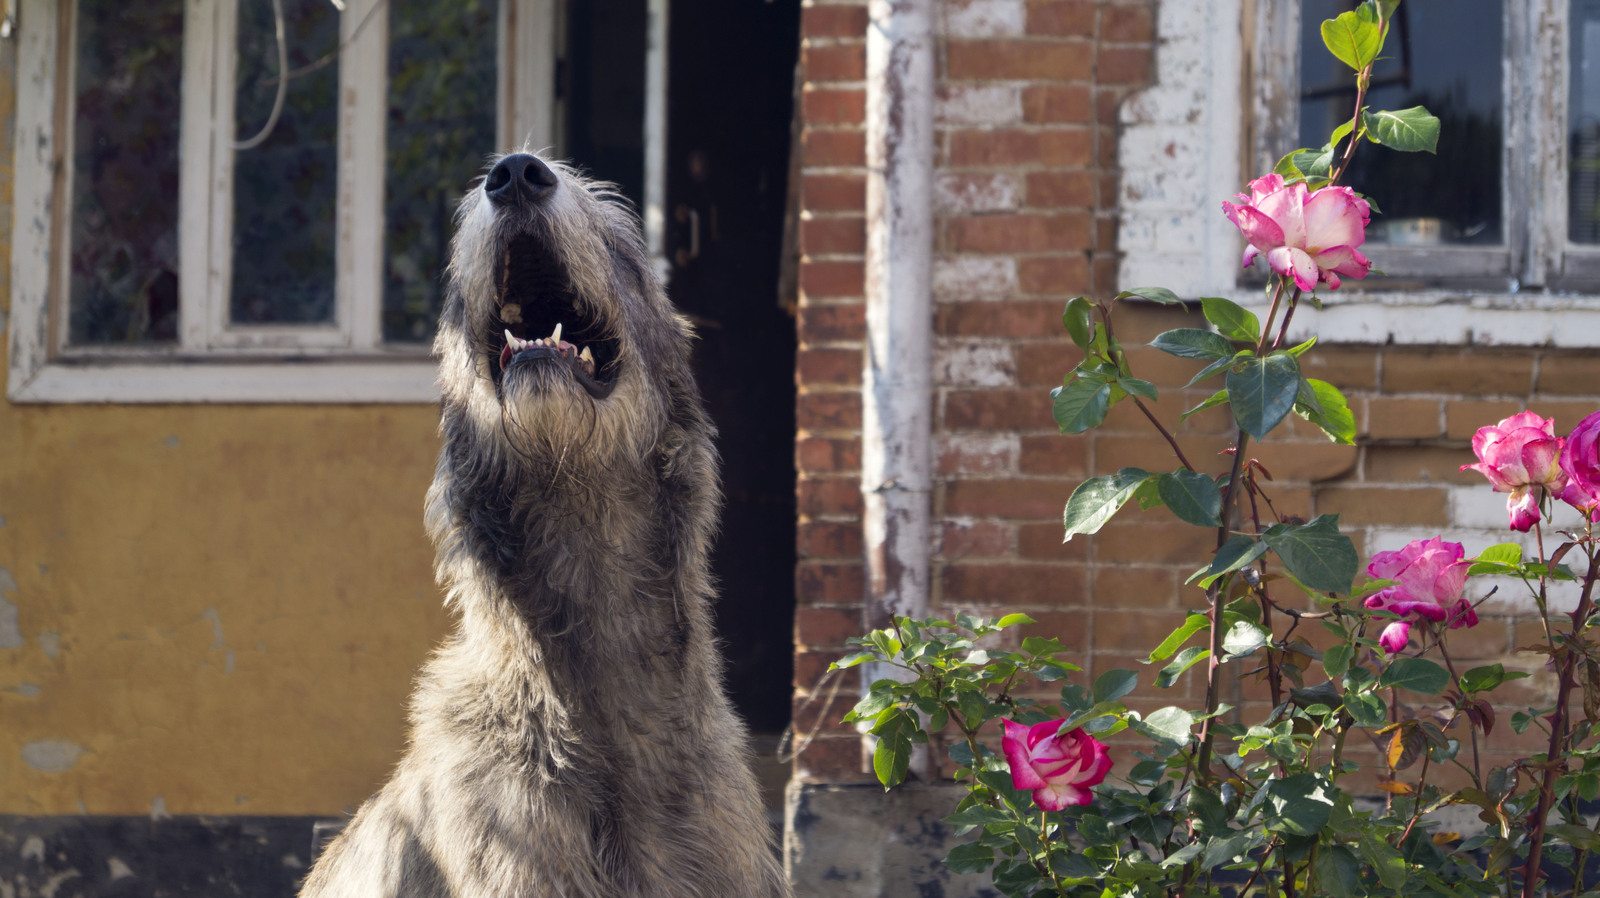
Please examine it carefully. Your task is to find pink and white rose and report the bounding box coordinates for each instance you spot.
[1460,411,1568,532]
[1001,719,1111,811]
[1364,537,1477,650]
[1222,174,1373,291]
[1559,410,1600,521]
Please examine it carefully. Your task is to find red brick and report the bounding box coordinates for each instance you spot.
[798,520,863,561]
[790,689,859,737]
[1017,254,1091,294]
[799,260,865,300]
[803,43,866,82]
[946,40,1094,81]
[1102,5,1155,42]
[1537,353,1600,396]
[947,129,1093,167]
[1093,566,1178,609]
[1362,397,1441,440]
[1313,485,1450,526]
[794,649,849,688]
[798,303,865,343]
[1019,434,1088,475]
[803,87,866,125]
[942,562,1088,604]
[798,478,862,515]
[945,478,1071,518]
[1017,341,1080,386]
[1020,84,1093,123]
[1025,170,1095,208]
[801,217,866,255]
[1018,521,1089,560]
[1014,612,1091,652]
[1025,2,1095,36]
[945,389,1054,431]
[802,174,866,213]
[796,348,861,387]
[939,519,1013,558]
[1245,440,1359,483]
[801,129,866,168]
[796,605,866,647]
[937,300,1065,338]
[1095,609,1193,652]
[1090,434,1233,476]
[1096,46,1152,84]
[938,436,1016,475]
[1094,521,1218,564]
[794,735,871,784]
[797,391,862,430]
[947,214,1091,253]
[1363,446,1480,485]
[1381,349,1534,397]
[802,5,868,38]
[796,436,861,473]
[1298,348,1378,391]
[796,562,866,602]
[1445,399,1523,439]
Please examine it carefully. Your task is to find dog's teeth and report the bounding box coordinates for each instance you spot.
[549,322,563,343]
[579,346,593,363]
[504,329,517,348]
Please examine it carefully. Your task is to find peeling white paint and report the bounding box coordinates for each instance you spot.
[37,631,58,659]
[21,740,83,773]
[0,514,8,527]
[107,857,135,880]
[164,434,180,448]
[0,568,22,650]
[202,607,225,649]
[150,795,171,820]
[7,683,40,698]
[19,835,44,862]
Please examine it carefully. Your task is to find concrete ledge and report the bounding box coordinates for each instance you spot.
[785,781,1000,898]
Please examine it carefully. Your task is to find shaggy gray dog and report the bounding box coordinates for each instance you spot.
[300,153,791,898]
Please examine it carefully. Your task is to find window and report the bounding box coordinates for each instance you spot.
[8,0,558,401]
[1117,0,1600,346]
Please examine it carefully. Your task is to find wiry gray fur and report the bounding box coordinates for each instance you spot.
[300,153,791,898]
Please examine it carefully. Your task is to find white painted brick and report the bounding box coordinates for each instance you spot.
[933,256,1018,302]
[936,84,1023,126]
[942,0,1025,38]
[935,341,1016,387]
[934,173,1020,214]
[937,433,1020,474]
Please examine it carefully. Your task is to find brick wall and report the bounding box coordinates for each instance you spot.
[789,0,1600,791]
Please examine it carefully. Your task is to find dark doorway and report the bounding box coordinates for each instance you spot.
[664,1,801,734]
[563,1,800,735]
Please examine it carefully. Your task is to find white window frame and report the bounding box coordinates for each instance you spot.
[1117,0,1600,347]
[6,0,559,402]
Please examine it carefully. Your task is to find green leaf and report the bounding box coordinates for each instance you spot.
[1460,663,1530,694]
[1379,657,1451,695]
[1077,814,1116,846]
[944,841,996,875]
[1322,643,1352,679]
[1114,286,1183,305]
[1314,845,1362,898]
[1093,669,1138,703]
[1346,691,1387,727]
[1185,354,1242,388]
[1132,477,1164,510]
[1150,328,1235,360]
[1264,773,1334,836]
[1292,378,1356,444]
[1361,106,1441,153]
[1062,468,1152,541]
[1549,824,1600,851]
[1062,297,1094,348]
[1181,388,1230,421]
[1222,619,1271,659]
[831,651,878,669]
[1200,296,1261,343]
[1157,470,1223,527]
[1199,536,1268,587]
[1118,377,1158,400]
[1320,6,1383,72]
[872,712,913,788]
[1226,352,1301,439]
[1359,832,1407,889]
[1260,514,1358,594]
[1146,612,1208,663]
[943,805,1012,827]
[996,613,1036,629]
[1273,148,1307,179]
[1290,144,1336,180]
[1155,646,1210,688]
[1052,378,1113,434]
[1477,542,1524,565]
[1134,706,1194,752]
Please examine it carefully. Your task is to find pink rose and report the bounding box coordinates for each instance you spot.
[1560,410,1600,520]
[1001,719,1111,811]
[1460,411,1568,532]
[1377,620,1412,655]
[1364,537,1476,630]
[1222,174,1373,291]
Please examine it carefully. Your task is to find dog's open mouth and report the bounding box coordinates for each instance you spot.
[494,235,619,399]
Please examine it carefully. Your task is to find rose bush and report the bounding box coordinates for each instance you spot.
[1222,173,1372,291]
[1561,410,1600,519]
[1461,411,1569,531]
[1000,719,1111,811]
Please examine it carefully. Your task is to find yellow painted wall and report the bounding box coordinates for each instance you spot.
[0,45,449,816]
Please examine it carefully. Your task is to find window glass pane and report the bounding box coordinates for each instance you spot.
[566,0,647,212]
[67,0,183,346]
[231,0,339,325]
[382,0,499,344]
[1300,0,1503,246]
[1571,0,1600,243]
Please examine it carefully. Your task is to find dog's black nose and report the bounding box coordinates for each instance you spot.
[485,154,558,207]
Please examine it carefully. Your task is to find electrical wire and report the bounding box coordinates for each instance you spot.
[232,0,289,150]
